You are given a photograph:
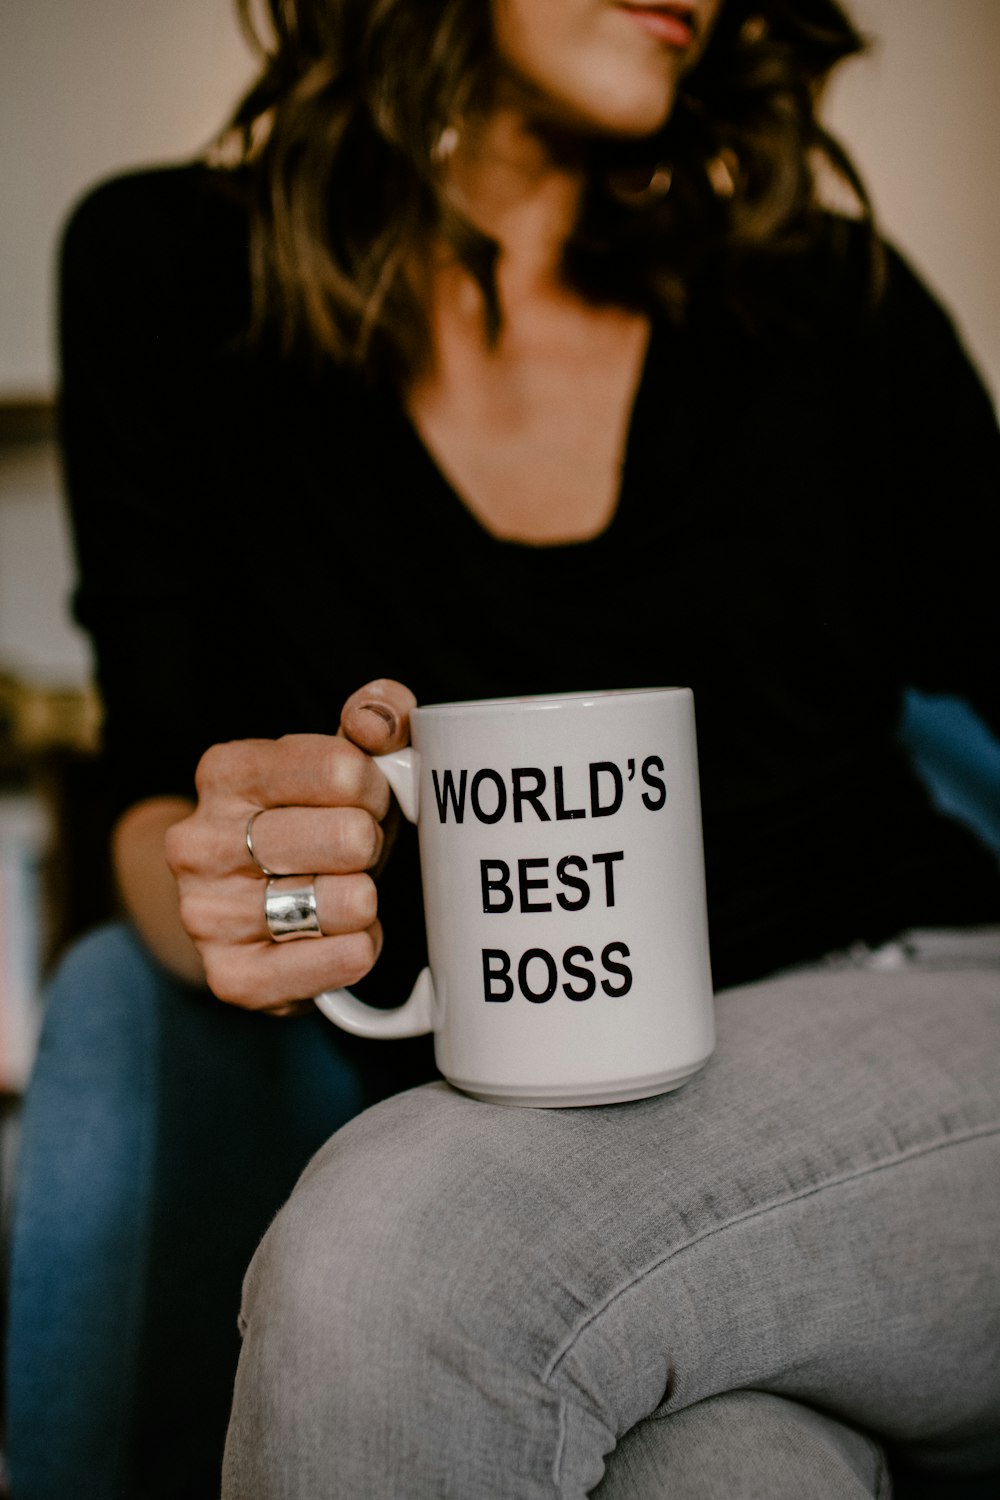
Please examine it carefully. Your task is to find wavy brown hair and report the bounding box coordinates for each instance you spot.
[224,0,874,379]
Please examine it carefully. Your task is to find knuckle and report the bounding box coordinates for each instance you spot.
[337,929,378,987]
[164,814,226,877]
[164,813,213,876]
[201,949,241,1005]
[176,890,208,941]
[202,948,271,1009]
[195,737,273,800]
[325,738,365,804]
[352,875,378,927]
[336,808,378,867]
[163,820,186,874]
[194,741,233,794]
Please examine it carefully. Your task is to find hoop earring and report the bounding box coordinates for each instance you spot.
[740,15,768,44]
[706,149,738,200]
[431,124,460,165]
[606,161,673,207]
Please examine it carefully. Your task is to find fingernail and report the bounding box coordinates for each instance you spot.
[358,702,397,736]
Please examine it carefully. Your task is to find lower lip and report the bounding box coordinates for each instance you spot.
[618,7,695,48]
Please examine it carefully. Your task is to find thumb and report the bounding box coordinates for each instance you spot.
[338,679,417,755]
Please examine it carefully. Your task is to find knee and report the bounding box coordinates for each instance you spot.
[596,1392,889,1500]
[44,918,173,1026]
[238,1082,509,1368]
[35,922,190,1072]
[23,922,194,1145]
[10,925,180,1317]
[228,1084,584,1496]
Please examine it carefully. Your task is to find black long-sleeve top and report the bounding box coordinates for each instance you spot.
[60,164,1000,994]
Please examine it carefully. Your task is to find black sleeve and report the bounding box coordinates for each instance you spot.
[59,165,277,819]
[869,243,1000,737]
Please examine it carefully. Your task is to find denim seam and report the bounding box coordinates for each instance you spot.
[543,1118,1000,1389]
[551,1395,567,1494]
[872,1439,891,1500]
[111,950,162,1495]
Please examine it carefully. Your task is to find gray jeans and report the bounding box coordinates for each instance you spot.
[223,961,1000,1498]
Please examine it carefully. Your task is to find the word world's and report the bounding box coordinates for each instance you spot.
[431,757,666,825]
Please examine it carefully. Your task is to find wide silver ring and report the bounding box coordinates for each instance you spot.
[264,880,323,942]
[246,809,277,878]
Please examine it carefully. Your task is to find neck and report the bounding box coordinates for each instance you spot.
[443,105,586,302]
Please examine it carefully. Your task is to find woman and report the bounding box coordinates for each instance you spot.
[7,0,999,1495]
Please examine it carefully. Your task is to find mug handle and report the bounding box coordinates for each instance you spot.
[313,748,435,1039]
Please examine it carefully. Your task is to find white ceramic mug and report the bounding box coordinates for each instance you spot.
[316,688,715,1107]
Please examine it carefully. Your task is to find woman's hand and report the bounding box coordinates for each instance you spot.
[164,679,417,1014]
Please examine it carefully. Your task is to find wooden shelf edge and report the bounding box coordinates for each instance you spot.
[0,397,57,447]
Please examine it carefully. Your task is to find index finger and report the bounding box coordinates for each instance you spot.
[195,733,393,819]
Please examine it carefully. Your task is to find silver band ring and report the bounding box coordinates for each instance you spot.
[265,879,324,942]
[246,809,277,878]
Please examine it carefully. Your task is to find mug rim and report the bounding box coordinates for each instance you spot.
[413,686,689,719]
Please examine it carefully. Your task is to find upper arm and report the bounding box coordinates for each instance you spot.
[59,167,260,818]
[867,245,1000,738]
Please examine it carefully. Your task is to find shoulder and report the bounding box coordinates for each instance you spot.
[799,215,983,373]
[60,162,252,349]
[62,161,250,269]
[732,214,994,410]
[868,239,990,392]
[718,215,960,340]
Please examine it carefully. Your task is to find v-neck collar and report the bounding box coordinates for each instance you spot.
[385,317,664,556]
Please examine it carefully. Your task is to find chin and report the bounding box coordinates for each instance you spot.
[534,69,680,141]
[542,39,690,139]
[584,87,678,138]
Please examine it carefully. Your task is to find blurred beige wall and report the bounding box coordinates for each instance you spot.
[0,0,255,396]
[825,0,1000,400]
[1,0,999,397]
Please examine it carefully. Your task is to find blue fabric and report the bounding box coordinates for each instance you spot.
[901,690,1000,856]
[4,923,435,1500]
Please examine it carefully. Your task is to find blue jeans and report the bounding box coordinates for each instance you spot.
[4,923,436,1500]
[223,963,1000,1499]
